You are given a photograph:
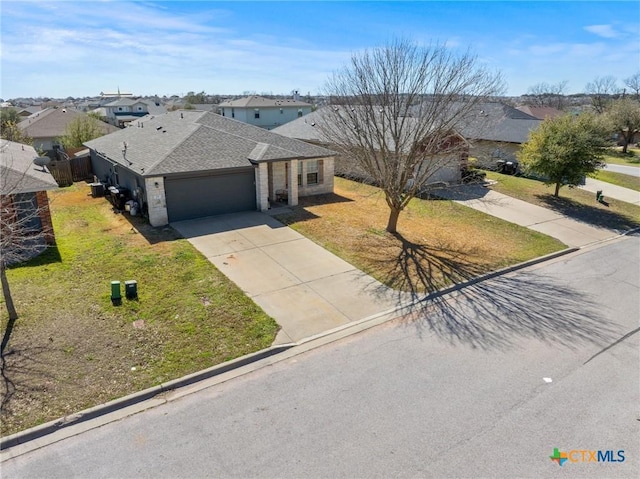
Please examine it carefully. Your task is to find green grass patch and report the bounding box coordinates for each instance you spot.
[276,177,564,294]
[1,185,278,436]
[603,147,640,167]
[486,172,640,231]
[594,170,640,191]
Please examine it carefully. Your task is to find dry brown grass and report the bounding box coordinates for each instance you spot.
[276,178,564,294]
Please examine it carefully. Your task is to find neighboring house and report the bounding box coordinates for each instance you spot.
[94,98,167,128]
[18,108,119,157]
[15,106,41,118]
[84,110,336,226]
[460,103,542,169]
[515,105,564,120]
[218,96,313,130]
[0,140,59,263]
[273,107,469,186]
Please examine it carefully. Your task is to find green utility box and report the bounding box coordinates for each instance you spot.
[125,280,138,299]
[111,281,122,305]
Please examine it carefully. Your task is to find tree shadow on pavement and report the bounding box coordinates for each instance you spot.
[408,272,619,351]
[535,194,640,232]
[373,233,620,351]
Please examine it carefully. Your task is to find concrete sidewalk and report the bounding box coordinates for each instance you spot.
[172,212,405,345]
[604,163,640,177]
[436,185,620,248]
[579,177,640,205]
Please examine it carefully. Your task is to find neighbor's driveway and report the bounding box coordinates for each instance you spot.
[172,212,403,344]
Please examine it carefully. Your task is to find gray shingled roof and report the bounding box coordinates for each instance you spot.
[219,96,311,108]
[84,110,336,177]
[0,140,59,194]
[18,108,119,138]
[276,103,541,146]
[459,103,541,144]
[272,110,326,142]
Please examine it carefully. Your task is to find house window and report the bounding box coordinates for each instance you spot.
[232,108,235,118]
[118,107,123,111]
[254,109,260,119]
[306,160,319,185]
[137,106,143,111]
[297,161,303,186]
[297,109,303,118]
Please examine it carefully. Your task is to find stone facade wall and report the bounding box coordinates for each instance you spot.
[270,157,334,200]
[145,177,168,226]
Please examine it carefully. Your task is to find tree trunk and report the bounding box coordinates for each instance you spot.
[621,132,631,154]
[554,182,561,197]
[1,264,18,322]
[386,207,401,234]
[1,263,19,355]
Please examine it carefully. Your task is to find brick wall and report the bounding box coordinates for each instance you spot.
[36,191,55,244]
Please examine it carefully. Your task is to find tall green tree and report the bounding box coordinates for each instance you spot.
[0,122,32,145]
[58,116,104,149]
[606,98,640,154]
[519,113,609,197]
[0,108,21,131]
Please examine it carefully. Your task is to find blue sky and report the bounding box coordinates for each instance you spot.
[1,1,638,99]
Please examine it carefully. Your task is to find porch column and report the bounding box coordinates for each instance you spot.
[287,159,298,206]
[255,162,269,211]
[145,177,168,226]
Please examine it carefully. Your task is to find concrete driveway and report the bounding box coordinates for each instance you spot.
[172,212,403,344]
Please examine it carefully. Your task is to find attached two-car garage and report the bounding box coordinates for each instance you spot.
[164,169,257,223]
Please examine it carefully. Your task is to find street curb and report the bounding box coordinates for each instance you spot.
[0,245,591,453]
[0,344,293,452]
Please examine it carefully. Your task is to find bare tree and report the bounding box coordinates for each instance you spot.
[319,39,504,233]
[1,141,56,340]
[524,81,569,110]
[585,76,620,113]
[624,72,640,101]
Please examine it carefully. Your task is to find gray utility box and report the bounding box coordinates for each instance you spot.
[125,280,138,299]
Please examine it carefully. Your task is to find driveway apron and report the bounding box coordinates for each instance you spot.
[172,212,402,344]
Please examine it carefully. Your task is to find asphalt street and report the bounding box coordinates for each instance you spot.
[2,236,639,478]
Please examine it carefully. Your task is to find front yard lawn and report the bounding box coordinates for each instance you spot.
[594,170,640,192]
[0,184,278,436]
[275,177,565,294]
[603,147,640,167]
[486,171,640,231]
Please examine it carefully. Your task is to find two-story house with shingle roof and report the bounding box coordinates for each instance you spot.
[218,95,313,130]
[96,98,168,128]
[84,110,336,226]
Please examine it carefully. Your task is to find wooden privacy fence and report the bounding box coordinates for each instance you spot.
[48,155,93,187]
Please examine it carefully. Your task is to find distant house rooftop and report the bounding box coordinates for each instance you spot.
[219,96,312,108]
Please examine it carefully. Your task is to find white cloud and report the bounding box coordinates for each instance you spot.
[584,24,618,38]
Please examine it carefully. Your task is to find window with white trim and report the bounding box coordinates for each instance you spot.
[306,160,319,185]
